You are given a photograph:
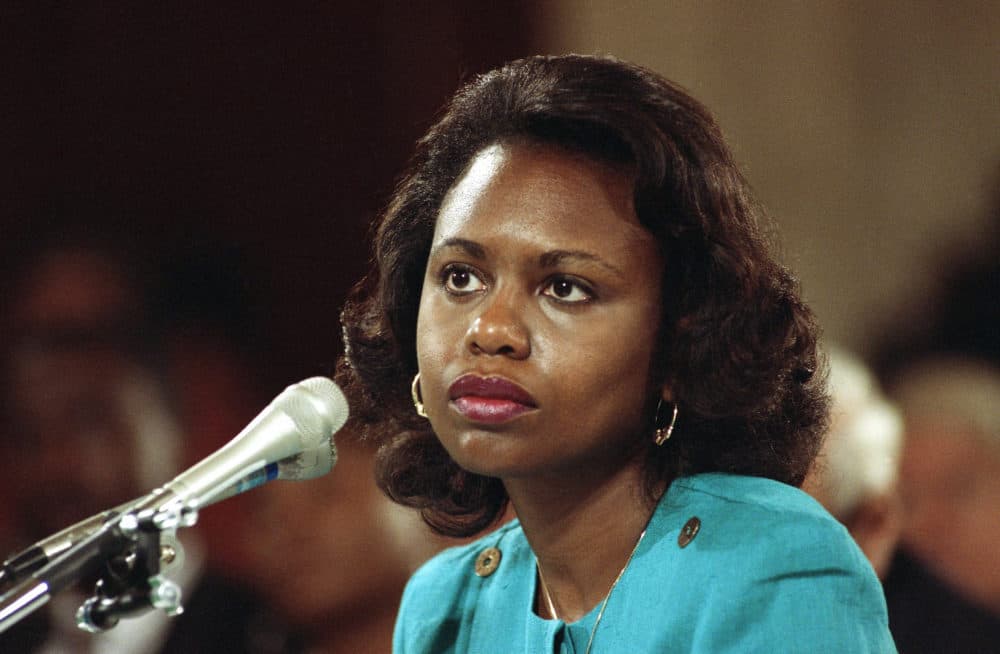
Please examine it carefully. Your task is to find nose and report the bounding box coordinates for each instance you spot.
[465,290,530,359]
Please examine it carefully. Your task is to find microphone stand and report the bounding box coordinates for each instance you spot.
[0,501,197,634]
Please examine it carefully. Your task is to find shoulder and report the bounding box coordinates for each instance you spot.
[643,473,895,651]
[665,473,875,582]
[671,470,832,515]
[394,519,530,653]
[403,519,525,600]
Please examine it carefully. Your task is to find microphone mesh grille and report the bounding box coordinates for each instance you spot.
[290,377,346,467]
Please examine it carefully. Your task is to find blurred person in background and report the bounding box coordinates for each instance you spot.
[881,356,1000,652]
[0,234,296,653]
[248,437,442,654]
[870,174,999,652]
[802,347,904,579]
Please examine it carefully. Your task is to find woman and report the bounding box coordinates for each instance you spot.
[338,55,895,653]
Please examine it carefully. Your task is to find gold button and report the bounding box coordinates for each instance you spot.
[474,546,502,577]
[678,516,701,548]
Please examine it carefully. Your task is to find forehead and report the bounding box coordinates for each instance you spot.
[433,142,654,258]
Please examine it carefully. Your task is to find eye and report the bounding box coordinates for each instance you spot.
[441,264,486,295]
[541,276,593,304]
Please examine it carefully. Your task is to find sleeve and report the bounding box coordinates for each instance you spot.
[391,546,475,654]
[692,516,898,653]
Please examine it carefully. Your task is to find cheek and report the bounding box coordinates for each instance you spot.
[415,293,460,401]
[415,292,444,368]
[540,306,660,420]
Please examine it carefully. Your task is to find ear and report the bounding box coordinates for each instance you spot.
[660,384,673,404]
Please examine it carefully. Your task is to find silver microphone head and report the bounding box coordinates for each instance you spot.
[275,377,346,480]
[145,376,349,510]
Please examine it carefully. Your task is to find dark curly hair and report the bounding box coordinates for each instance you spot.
[338,54,828,538]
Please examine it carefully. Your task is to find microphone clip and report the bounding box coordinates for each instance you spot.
[0,502,196,635]
[75,503,195,632]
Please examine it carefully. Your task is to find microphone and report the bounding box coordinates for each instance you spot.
[133,376,347,516]
[0,377,348,588]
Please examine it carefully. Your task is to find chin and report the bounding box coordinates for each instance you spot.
[439,430,535,478]
[454,445,580,483]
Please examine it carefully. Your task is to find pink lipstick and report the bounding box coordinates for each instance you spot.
[448,374,538,424]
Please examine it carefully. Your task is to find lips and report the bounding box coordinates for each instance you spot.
[447,374,538,423]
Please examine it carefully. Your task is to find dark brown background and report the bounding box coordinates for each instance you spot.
[3,3,997,390]
[0,3,538,393]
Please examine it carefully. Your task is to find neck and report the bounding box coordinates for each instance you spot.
[505,460,660,622]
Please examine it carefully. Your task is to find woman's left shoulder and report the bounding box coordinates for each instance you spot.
[667,473,865,562]
[670,472,849,532]
[671,471,833,514]
[640,473,896,651]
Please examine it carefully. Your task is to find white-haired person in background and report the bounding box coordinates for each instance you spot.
[802,347,904,579]
[880,355,1000,652]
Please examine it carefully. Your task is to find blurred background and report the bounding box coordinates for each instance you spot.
[0,3,997,653]
[2,3,997,382]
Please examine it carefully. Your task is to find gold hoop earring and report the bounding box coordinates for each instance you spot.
[411,373,428,418]
[654,400,678,446]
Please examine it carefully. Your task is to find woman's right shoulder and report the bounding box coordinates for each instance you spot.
[394,519,526,653]
[407,520,527,595]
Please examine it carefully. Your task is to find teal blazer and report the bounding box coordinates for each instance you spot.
[394,473,897,653]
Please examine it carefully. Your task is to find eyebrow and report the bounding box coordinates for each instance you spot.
[539,249,625,277]
[433,238,624,276]
[433,237,487,259]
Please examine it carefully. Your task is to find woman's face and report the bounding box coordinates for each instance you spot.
[415,142,666,482]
